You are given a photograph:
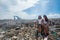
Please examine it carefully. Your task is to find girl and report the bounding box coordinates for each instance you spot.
[43,15,49,37]
[38,16,42,33]
[36,16,42,40]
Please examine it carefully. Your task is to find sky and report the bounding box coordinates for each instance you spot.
[0,0,60,19]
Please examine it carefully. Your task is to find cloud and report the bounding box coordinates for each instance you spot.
[0,0,60,19]
[16,12,37,19]
[24,0,50,15]
[0,11,37,19]
[47,13,60,18]
[0,0,39,19]
[0,0,39,12]
[0,12,60,19]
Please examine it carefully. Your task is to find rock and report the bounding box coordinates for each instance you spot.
[12,36,18,40]
[0,35,5,40]
[0,31,6,35]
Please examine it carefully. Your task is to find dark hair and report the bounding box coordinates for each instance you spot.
[38,16,41,19]
[43,15,48,22]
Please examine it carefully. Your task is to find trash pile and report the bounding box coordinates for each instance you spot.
[0,26,37,40]
[0,26,60,40]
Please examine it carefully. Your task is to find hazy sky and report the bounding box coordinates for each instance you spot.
[0,0,60,19]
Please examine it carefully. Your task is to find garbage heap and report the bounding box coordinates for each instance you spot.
[0,26,60,40]
[0,26,37,40]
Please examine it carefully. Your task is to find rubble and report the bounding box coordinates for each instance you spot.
[0,18,60,40]
[0,25,60,40]
[12,36,18,40]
